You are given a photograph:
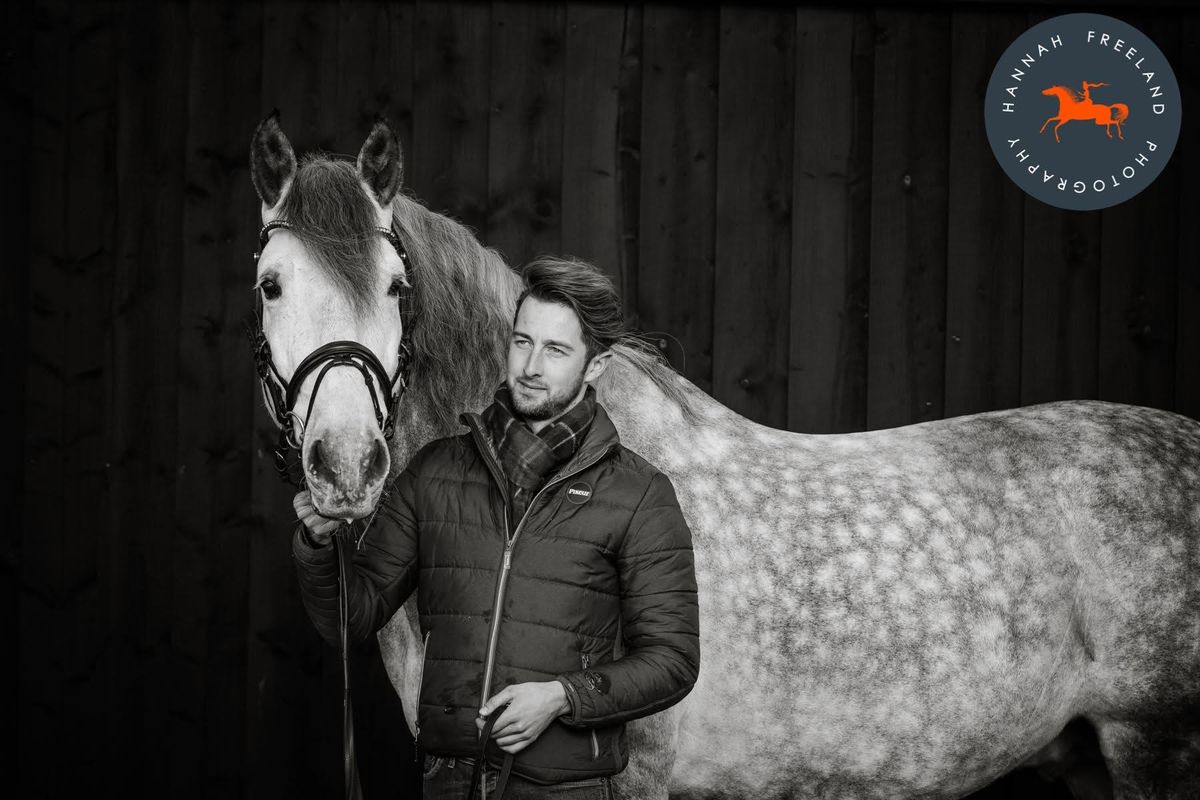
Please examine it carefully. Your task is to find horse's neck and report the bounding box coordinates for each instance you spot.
[595,356,746,474]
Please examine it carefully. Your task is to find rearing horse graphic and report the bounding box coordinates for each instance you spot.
[1040,81,1129,142]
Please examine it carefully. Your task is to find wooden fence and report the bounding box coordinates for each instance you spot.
[6,1,1197,797]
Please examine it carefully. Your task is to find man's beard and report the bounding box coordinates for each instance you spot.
[509,369,585,422]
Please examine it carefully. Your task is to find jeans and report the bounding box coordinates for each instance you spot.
[422,755,615,800]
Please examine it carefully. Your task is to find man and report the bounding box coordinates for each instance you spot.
[292,256,700,799]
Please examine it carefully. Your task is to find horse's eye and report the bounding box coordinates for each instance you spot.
[259,278,281,301]
[387,276,409,298]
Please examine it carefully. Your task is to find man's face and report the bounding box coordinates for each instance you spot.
[507,296,604,426]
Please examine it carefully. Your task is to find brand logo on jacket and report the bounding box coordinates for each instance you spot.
[566,483,593,504]
[984,13,1180,210]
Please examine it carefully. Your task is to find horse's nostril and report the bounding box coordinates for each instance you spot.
[365,438,389,485]
[309,439,338,486]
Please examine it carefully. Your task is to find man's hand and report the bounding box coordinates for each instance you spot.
[293,490,341,545]
[475,681,571,754]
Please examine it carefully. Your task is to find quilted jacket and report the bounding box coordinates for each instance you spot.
[292,403,700,784]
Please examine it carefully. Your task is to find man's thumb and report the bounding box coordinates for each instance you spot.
[480,691,508,717]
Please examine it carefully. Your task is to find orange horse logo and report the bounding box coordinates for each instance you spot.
[1040,81,1129,142]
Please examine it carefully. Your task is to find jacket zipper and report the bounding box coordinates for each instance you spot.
[471,423,614,707]
[414,629,431,747]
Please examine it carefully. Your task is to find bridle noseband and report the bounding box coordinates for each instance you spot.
[251,218,415,488]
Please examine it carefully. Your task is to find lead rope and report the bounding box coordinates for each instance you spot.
[336,526,364,800]
[467,709,514,800]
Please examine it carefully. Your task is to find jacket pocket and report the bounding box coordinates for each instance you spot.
[581,652,600,760]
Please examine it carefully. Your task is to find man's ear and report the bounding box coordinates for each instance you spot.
[584,350,613,383]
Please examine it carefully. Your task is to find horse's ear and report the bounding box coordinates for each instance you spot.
[356,115,403,207]
[250,109,296,211]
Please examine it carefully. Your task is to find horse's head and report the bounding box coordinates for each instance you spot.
[249,112,409,520]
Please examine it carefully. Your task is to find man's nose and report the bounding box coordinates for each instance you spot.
[522,348,543,377]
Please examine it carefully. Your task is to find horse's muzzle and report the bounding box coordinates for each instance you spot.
[304,432,390,519]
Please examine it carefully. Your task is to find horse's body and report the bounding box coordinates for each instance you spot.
[251,118,1199,799]
[1040,85,1130,142]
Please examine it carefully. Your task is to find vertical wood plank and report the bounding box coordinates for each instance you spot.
[615,6,642,328]
[110,0,189,795]
[561,3,625,288]
[22,1,70,793]
[411,0,491,233]
[1097,181,1178,410]
[486,1,565,267]
[712,6,794,428]
[252,2,344,798]
[180,1,263,796]
[1177,12,1200,421]
[0,0,32,770]
[944,11,1026,418]
[638,7,717,392]
[1020,208,1100,405]
[1097,15,1179,412]
[61,1,116,794]
[335,0,414,152]
[867,11,951,430]
[789,8,872,434]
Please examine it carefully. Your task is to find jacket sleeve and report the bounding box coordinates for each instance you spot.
[555,471,700,727]
[292,456,423,647]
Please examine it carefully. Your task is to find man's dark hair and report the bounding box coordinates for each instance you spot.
[514,257,625,363]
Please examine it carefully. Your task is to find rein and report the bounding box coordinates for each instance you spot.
[251,217,416,800]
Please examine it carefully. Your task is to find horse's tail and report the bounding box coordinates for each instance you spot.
[1110,103,1130,122]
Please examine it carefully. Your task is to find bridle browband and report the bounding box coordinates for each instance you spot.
[251,218,415,488]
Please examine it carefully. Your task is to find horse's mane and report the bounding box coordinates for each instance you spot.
[607,339,703,422]
[390,194,518,430]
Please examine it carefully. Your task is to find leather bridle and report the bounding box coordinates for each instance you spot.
[251,218,415,489]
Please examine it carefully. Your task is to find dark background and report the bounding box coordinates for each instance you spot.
[4,1,1197,798]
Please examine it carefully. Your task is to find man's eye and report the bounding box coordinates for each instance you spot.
[259,278,281,300]
[512,338,530,348]
[547,347,564,357]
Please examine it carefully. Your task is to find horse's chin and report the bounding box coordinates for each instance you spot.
[308,484,383,523]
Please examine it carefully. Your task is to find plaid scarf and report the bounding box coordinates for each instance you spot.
[482,383,597,524]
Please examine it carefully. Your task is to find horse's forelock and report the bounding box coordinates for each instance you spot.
[390,195,519,431]
[279,156,381,318]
